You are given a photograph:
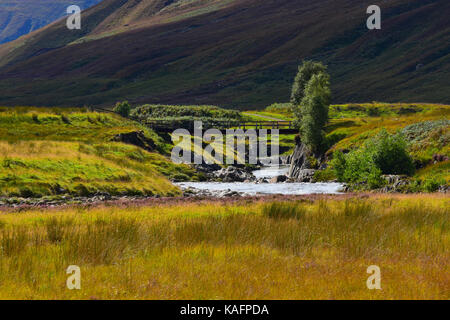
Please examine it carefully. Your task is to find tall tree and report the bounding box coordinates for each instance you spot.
[290,61,327,128]
[299,72,331,154]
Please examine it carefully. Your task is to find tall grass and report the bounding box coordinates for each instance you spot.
[0,194,448,299]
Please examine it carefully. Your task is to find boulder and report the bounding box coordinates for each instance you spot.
[213,166,256,182]
[296,169,316,182]
[287,139,322,180]
[269,175,288,183]
[433,154,449,163]
[194,163,222,174]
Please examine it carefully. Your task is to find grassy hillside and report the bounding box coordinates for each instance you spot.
[0,107,198,198]
[0,194,447,299]
[247,102,450,186]
[0,0,448,108]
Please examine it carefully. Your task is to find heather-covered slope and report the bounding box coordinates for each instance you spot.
[0,0,101,44]
[0,0,448,108]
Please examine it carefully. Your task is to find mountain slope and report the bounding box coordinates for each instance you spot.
[0,0,102,44]
[0,0,448,108]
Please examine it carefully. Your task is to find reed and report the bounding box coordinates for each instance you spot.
[0,194,447,299]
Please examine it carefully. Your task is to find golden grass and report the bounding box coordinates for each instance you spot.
[0,140,181,197]
[0,194,448,299]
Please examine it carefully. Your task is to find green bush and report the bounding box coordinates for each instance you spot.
[313,167,336,182]
[114,101,131,118]
[423,178,445,192]
[367,129,415,176]
[332,129,414,189]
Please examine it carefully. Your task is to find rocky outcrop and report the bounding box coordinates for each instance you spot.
[433,154,449,163]
[269,175,288,183]
[379,175,410,193]
[193,164,256,182]
[213,166,256,182]
[112,131,156,152]
[287,138,320,182]
[193,163,222,175]
[183,187,245,198]
[280,155,292,165]
[295,169,316,183]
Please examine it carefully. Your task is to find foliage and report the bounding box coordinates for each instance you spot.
[0,107,202,197]
[299,72,331,154]
[401,119,449,143]
[290,61,328,106]
[291,61,328,128]
[422,178,446,192]
[367,129,415,176]
[313,167,336,182]
[401,120,449,166]
[130,104,242,124]
[113,101,131,118]
[265,103,293,115]
[332,129,414,189]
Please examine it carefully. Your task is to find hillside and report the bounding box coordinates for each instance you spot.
[246,102,449,190]
[0,0,448,108]
[0,106,200,199]
[0,0,101,44]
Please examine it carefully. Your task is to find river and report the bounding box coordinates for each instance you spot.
[177,165,344,195]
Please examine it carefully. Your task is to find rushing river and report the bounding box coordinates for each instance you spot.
[177,165,344,195]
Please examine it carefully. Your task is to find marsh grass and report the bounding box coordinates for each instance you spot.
[262,202,306,220]
[0,195,447,299]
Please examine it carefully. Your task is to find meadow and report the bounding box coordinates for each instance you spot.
[0,194,447,299]
[0,107,199,197]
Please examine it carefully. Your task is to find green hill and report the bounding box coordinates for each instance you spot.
[251,102,450,189]
[0,106,198,198]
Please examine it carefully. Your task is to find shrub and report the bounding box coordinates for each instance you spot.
[367,129,415,176]
[61,114,71,124]
[366,107,381,116]
[114,101,131,118]
[423,178,445,192]
[31,113,39,123]
[332,129,414,188]
[265,103,293,114]
[313,167,336,182]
